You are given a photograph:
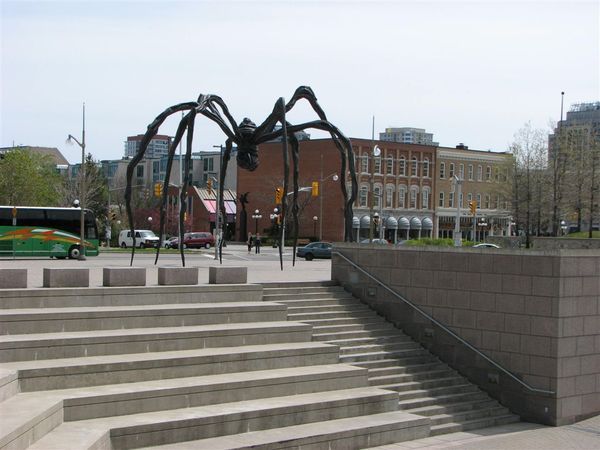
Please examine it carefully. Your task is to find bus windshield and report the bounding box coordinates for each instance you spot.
[0,206,99,258]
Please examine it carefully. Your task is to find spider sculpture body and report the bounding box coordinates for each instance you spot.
[124,86,358,268]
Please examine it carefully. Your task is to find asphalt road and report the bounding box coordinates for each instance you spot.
[0,243,332,288]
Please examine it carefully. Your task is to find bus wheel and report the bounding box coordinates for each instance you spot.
[121,242,127,248]
[68,245,81,259]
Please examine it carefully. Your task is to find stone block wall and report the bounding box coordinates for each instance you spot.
[331,244,600,426]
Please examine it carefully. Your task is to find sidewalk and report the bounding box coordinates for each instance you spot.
[371,414,600,449]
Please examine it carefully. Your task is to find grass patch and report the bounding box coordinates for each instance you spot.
[564,231,600,238]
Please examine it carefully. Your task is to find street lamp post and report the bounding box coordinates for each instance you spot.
[252,209,262,235]
[212,145,224,261]
[67,102,86,260]
[370,145,381,243]
[313,216,318,238]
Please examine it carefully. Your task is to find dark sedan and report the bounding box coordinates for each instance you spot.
[296,242,332,261]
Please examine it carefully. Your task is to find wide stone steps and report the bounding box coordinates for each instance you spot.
[0,302,288,334]
[263,292,353,302]
[28,388,406,450]
[269,297,359,307]
[0,364,371,449]
[429,413,519,436]
[1,283,435,449]
[2,342,341,392]
[0,321,313,362]
[142,411,429,450]
[263,284,520,439]
[339,341,421,355]
[311,322,394,335]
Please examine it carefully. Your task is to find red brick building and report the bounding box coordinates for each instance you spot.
[236,138,436,243]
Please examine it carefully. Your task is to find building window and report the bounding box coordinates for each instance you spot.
[439,192,445,207]
[359,186,368,207]
[468,164,473,180]
[449,163,455,178]
[374,185,381,208]
[409,187,418,209]
[486,166,492,181]
[467,193,473,203]
[496,194,501,209]
[477,165,483,181]
[386,186,394,208]
[485,194,491,209]
[398,186,406,208]
[459,163,464,179]
[374,157,381,174]
[449,192,454,208]
[136,165,144,177]
[399,157,406,176]
[476,193,481,208]
[423,158,430,177]
[411,157,418,177]
[439,162,446,179]
[459,192,464,208]
[203,158,214,172]
[361,155,369,173]
[386,156,394,175]
[422,189,429,210]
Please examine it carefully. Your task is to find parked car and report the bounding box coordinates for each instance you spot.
[182,232,215,249]
[473,243,501,249]
[163,237,179,248]
[360,238,389,245]
[118,230,160,248]
[296,242,332,261]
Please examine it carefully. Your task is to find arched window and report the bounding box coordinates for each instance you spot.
[399,157,406,176]
[386,156,394,175]
[385,184,394,208]
[422,188,430,210]
[374,185,382,208]
[398,185,406,208]
[423,158,430,178]
[359,185,368,207]
[411,157,418,177]
[410,186,419,209]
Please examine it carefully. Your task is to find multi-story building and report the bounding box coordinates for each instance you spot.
[379,127,438,146]
[435,144,513,240]
[236,138,435,243]
[124,134,172,159]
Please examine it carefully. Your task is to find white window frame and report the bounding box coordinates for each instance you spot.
[423,158,430,178]
[439,162,445,179]
[439,191,445,207]
[386,156,394,175]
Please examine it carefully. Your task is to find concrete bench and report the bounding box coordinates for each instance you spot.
[43,268,89,288]
[103,267,146,287]
[158,267,198,285]
[0,269,27,289]
[209,266,248,284]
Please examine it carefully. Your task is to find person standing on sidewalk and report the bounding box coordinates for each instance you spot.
[255,233,261,254]
[247,232,253,253]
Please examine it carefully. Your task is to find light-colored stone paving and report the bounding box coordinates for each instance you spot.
[369,414,600,449]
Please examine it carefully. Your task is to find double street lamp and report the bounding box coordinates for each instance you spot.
[252,209,262,235]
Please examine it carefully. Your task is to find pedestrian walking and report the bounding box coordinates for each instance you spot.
[255,233,261,254]
[247,232,253,253]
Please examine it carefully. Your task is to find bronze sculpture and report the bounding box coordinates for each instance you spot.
[125,86,358,268]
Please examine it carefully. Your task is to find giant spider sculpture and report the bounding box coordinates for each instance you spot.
[125,86,358,269]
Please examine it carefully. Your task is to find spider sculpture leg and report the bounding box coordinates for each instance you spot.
[125,102,199,266]
[217,138,234,264]
[178,110,197,267]
[155,112,193,266]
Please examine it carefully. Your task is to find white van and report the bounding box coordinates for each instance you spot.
[118,229,160,248]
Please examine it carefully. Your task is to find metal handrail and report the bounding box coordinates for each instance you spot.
[332,250,555,395]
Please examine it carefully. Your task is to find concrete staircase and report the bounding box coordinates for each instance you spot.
[262,282,520,437]
[0,284,428,449]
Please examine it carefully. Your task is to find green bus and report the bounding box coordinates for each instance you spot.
[0,206,99,258]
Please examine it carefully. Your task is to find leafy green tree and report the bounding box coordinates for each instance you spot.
[0,148,63,205]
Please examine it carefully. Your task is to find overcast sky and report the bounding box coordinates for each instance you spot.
[1,0,598,164]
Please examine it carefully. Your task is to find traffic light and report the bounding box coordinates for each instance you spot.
[311,181,319,197]
[154,182,163,197]
[469,200,476,215]
[275,187,283,204]
[207,179,213,195]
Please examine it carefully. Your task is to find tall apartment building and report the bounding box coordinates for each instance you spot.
[124,135,173,159]
[379,127,438,146]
